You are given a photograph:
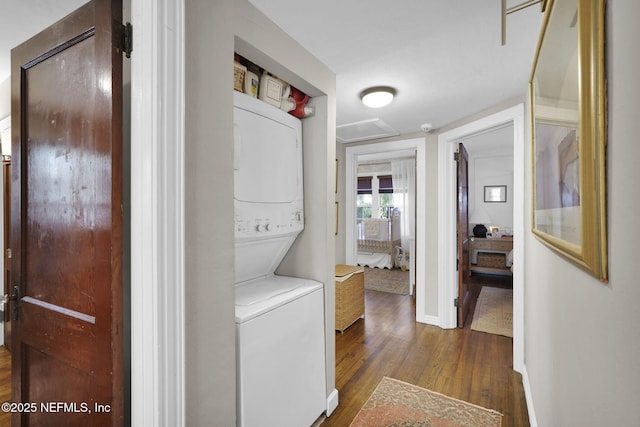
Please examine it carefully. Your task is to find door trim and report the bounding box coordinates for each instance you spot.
[345,137,428,323]
[130,0,185,425]
[437,104,525,373]
[0,116,8,349]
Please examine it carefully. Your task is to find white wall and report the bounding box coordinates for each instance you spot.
[0,77,9,119]
[524,2,640,425]
[469,154,514,232]
[185,1,336,425]
[185,3,235,425]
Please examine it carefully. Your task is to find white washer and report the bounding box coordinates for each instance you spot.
[236,276,326,427]
[233,91,326,427]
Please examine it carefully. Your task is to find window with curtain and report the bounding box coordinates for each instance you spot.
[357,176,372,218]
[391,159,416,253]
[357,175,394,219]
[378,175,394,218]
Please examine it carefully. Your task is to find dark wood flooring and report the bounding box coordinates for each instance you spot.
[0,345,9,427]
[0,275,525,427]
[321,273,529,427]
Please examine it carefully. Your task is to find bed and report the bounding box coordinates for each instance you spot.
[356,209,402,269]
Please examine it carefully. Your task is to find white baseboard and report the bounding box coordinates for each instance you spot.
[521,365,538,427]
[417,314,441,327]
[326,388,339,417]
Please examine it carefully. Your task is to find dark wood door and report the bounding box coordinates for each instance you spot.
[10,0,124,425]
[457,143,471,328]
[3,161,10,352]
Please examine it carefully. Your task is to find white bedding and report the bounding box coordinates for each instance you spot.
[357,252,393,269]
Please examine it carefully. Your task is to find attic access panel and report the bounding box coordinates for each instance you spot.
[336,118,399,143]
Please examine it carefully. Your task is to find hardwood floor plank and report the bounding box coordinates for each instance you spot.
[322,274,529,427]
[0,345,10,427]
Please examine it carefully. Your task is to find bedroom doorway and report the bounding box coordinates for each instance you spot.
[345,137,428,322]
[437,104,525,372]
[356,167,411,295]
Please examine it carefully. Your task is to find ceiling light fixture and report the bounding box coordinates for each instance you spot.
[360,86,396,108]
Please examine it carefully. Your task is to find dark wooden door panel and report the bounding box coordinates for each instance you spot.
[11,0,123,425]
[25,36,105,316]
[457,143,471,328]
[22,344,108,426]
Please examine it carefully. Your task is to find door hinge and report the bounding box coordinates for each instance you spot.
[122,22,133,58]
[454,297,459,307]
[454,151,459,162]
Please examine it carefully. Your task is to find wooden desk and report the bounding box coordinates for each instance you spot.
[469,236,513,276]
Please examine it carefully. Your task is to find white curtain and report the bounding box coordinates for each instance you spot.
[391,159,416,252]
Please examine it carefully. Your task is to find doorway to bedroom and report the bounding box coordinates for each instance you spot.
[344,137,427,321]
[356,157,413,296]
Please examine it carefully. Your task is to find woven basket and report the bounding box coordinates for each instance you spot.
[335,265,365,332]
[477,252,506,268]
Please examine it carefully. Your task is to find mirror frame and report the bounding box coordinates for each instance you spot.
[529,0,608,281]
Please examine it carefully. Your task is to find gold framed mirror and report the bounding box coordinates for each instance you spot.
[529,0,607,281]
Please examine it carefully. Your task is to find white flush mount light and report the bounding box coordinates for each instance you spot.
[360,86,396,108]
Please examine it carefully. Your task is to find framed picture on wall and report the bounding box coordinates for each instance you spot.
[484,185,506,203]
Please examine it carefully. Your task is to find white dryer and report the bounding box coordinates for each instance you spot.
[233,91,326,427]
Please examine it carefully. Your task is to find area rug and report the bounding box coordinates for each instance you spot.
[470,287,513,338]
[364,267,410,295]
[350,377,502,427]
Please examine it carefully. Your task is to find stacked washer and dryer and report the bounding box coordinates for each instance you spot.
[233,91,327,427]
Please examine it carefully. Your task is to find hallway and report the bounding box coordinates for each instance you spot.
[322,274,527,426]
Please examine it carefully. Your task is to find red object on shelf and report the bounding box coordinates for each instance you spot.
[288,86,311,118]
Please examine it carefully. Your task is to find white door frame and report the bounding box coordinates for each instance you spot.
[345,138,429,323]
[130,0,185,425]
[437,104,525,373]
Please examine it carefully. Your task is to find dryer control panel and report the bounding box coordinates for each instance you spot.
[234,204,303,240]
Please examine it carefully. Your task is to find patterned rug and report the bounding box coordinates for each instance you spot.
[363,267,410,295]
[470,287,513,338]
[350,377,502,427]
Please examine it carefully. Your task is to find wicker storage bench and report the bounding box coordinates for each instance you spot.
[335,264,365,332]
